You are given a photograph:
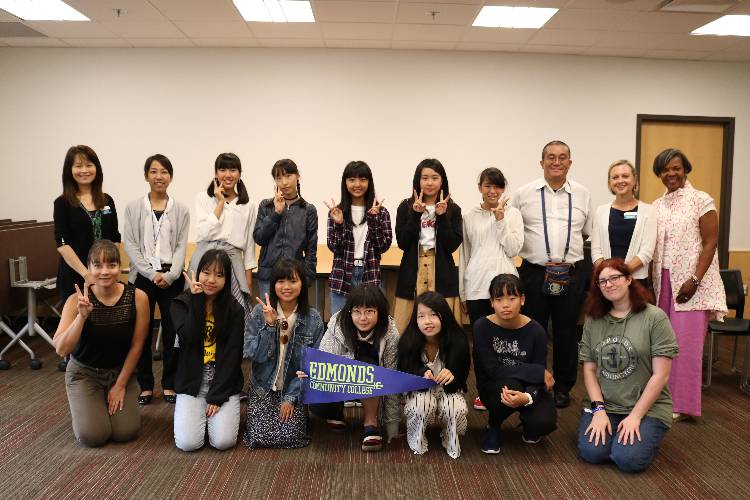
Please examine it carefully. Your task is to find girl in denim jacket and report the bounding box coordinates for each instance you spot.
[243,258,324,448]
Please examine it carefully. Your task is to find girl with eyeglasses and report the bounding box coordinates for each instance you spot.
[302,283,400,452]
[397,292,470,459]
[578,258,678,473]
[244,258,324,449]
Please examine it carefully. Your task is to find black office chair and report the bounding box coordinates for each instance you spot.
[704,269,750,394]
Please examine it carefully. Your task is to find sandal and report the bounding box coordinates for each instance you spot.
[361,426,383,452]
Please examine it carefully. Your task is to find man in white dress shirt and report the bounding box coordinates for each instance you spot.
[511,141,592,408]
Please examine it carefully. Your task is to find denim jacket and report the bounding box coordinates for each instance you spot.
[244,303,324,405]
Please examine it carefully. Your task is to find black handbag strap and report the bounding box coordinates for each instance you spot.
[541,187,572,262]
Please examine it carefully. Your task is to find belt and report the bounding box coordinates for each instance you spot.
[353,259,364,267]
[523,259,577,270]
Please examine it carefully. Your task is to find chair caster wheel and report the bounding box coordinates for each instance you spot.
[58,360,68,372]
[30,359,42,370]
[0,360,10,370]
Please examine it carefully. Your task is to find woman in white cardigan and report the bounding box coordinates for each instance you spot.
[591,160,656,291]
[123,154,190,405]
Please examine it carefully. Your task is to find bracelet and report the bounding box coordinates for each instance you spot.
[690,274,701,287]
[592,405,606,414]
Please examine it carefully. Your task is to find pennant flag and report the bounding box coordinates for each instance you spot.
[301,348,436,404]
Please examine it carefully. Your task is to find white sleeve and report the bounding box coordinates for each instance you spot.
[243,201,258,270]
[590,206,604,263]
[195,192,221,241]
[498,208,524,259]
[636,208,657,266]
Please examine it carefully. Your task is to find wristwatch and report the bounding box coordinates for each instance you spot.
[590,400,605,410]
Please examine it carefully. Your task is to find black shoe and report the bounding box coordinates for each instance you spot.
[481,427,502,454]
[138,393,153,406]
[163,393,177,404]
[554,392,570,408]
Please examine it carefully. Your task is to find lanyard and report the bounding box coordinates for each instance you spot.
[79,202,102,241]
[540,187,572,262]
[149,195,169,252]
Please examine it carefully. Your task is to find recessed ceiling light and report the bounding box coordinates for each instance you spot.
[692,15,750,36]
[233,0,315,23]
[472,6,557,29]
[0,0,89,21]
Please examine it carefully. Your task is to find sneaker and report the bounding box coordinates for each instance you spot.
[481,427,502,454]
[672,412,691,422]
[344,400,363,408]
[473,397,487,411]
[521,434,543,444]
[361,426,383,452]
[326,418,347,431]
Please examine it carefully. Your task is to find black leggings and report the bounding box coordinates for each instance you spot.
[477,378,557,440]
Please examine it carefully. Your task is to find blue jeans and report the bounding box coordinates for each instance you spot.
[577,411,668,473]
[330,265,364,316]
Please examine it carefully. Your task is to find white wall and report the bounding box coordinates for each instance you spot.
[1,48,748,249]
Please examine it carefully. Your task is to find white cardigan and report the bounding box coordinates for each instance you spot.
[590,200,656,279]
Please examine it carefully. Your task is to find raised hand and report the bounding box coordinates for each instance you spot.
[183,270,203,295]
[213,178,225,203]
[74,283,93,320]
[273,185,285,214]
[491,193,509,221]
[324,198,344,224]
[368,198,385,217]
[435,191,451,216]
[412,189,426,213]
[256,293,278,326]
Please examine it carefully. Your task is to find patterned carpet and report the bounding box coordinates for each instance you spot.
[1,333,748,500]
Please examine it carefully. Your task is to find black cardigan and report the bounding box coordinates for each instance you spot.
[397,333,471,394]
[172,291,244,406]
[394,199,462,299]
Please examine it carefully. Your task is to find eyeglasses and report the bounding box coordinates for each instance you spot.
[597,274,626,287]
[351,309,377,319]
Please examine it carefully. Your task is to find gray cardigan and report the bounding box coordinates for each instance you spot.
[123,197,190,286]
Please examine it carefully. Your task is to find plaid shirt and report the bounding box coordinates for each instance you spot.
[327,207,392,295]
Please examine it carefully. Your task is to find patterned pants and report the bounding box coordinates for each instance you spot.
[404,387,468,459]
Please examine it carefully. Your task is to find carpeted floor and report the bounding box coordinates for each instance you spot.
[1,333,748,500]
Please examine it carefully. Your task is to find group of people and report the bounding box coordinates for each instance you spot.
[50,140,727,473]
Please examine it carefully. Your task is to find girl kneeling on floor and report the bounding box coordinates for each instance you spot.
[244,258,324,449]
[304,283,401,452]
[398,292,471,459]
[473,274,557,454]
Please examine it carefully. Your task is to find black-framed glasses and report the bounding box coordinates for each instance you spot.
[597,274,626,287]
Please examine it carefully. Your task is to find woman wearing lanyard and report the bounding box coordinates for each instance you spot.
[124,154,190,405]
[591,160,656,293]
[54,145,121,302]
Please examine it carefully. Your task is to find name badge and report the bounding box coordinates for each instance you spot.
[102,205,112,215]
[148,256,162,272]
[623,211,638,220]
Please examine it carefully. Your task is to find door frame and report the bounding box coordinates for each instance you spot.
[635,114,735,268]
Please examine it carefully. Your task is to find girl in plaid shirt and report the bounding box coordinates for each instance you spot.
[325,161,393,315]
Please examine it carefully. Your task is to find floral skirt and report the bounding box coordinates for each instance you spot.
[243,387,310,449]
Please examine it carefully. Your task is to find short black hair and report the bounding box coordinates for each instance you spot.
[144,153,173,177]
[652,148,693,176]
[478,167,507,188]
[489,274,524,299]
[269,257,309,315]
[541,140,571,159]
[336,284,391,352]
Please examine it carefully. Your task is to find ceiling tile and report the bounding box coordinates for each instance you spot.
[454,41,520,51]
[595,31,668,50]
[25,21,116,38]
[519,44,586,55]
[645,49,711,60]
[583,46,647,57]
[0,22,45,37]
[259,38,326,47]
[564,0,662,11]
[391,40,456,49]
[399,0,484,4]
[148,0,242,21]
[320,22,392,39]
[659,33,739,51]
[63,37,131,47]
[324,39,391,48]
[0,37,68,46]
[66,0,166,22]
[314,1,396,23]
[723,38,750,52]
[704,52,750,61]
[248,22,322,39]
[190,37,260,47]
[545,8,635,31]
[101,20,183,38]
[174,21,252,38]
[0,10,19,21]
[396,3,480,25]
[731,3,750,14]
[127,37,193,47]
[393,23,464,41]
[460,27,536,44]
[527,28,605,46]
[627,12,720,34]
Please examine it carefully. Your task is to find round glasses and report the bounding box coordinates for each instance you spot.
[597,274,626,287]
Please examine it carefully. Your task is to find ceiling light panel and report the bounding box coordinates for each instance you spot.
[692,15,750,36]
[233,0,315,23]
[0,0,88,21]
[472,6,558,29]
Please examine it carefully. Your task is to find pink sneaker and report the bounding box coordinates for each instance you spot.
[473,397,487,411]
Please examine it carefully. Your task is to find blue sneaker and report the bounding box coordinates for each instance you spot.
[481,427,502,454]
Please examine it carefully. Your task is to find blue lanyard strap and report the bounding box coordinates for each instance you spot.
[540,187,572,262]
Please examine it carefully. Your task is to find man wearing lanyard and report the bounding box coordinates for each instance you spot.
[511,141,592,408]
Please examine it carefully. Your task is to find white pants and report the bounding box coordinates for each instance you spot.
[404,387,468,459]
[173,365,241,452]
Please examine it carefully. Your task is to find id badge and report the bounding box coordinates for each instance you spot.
[623,211,638,220]
[148,256,162,271]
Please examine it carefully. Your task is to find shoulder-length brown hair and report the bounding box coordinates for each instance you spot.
[585,258,651,319]
[61,145,106,208]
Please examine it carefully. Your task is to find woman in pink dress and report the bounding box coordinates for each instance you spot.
[650,149,727,421]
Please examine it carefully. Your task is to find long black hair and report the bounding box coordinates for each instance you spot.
[268,258,309,316]
[398,291,467,369]
[192,249,234,342]
[339,160,375,225]
[205,152,250,205]
[336,284,391,351]
[271,158,308,208]
[409,158,452,203]
[61,145,106,208]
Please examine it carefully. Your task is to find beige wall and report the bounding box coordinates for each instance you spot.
[1,47,748,250]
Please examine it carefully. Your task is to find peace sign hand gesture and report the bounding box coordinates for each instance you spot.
[435,191,451,216]
[491,193,509,221]
[256,293,278,326]
[324,198,344,224]
[273,185,285,214]
[213,178,225,204]
[74,283,93,320]
[368,198,385,217]
[412,190,426,214]
[183,271,204,295]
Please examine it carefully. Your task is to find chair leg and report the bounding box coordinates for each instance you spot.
[730,336,739,372]
[741,338,750,396]
[703,332,714,388]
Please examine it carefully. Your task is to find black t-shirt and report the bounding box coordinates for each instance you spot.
[72,283,137,369]
[608,206,637,260]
